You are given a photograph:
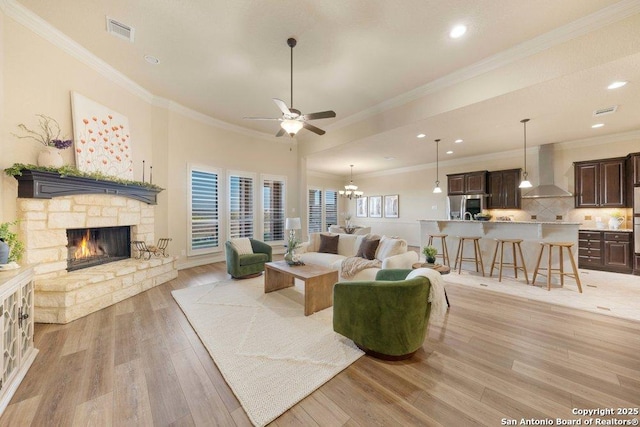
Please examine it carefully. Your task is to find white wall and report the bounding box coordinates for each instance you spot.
[0,11,298,269]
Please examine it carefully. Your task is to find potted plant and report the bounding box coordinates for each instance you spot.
[422,245,438,264]
[0,221,24,265]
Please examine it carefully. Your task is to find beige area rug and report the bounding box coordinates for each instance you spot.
[171,277,364,427]
[444,267,640,322]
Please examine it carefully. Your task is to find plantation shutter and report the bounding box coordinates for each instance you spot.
[263,177,285,242]
[308,188,322,233]
[188,167,219,255]
[325,190,338,227]
[229,174,254,239]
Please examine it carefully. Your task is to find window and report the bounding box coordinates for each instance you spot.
[262,175,286,242]
[229,172,255,239]
[308,188,322,233]
[325,190,338,227]
[188,165,220,255]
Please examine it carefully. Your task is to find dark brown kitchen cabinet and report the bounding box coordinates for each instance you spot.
[578,230,632,273]
[574,157,626,208]
[578,231,602,268]
[627,152,640,186]
[447,171,487,195]
[487,169,521,209]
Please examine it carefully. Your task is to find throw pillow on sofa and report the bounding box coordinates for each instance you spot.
[318,234,339,254]
[375,236,406,261]
[231,237,253,255]
[356,238,380,260]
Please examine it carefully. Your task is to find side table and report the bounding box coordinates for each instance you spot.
[412,262,451,307]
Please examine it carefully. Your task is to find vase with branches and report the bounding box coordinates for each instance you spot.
[13,114,73,167]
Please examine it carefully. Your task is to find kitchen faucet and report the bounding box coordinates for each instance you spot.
[463,211,473,220]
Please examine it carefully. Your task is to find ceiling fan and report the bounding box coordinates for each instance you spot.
[244,38,336,137]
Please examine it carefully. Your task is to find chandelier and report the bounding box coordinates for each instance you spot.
[339,165,364,199]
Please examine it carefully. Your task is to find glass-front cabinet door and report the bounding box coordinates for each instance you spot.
[2,288,20,390]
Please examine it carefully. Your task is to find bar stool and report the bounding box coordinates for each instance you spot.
[454,236,484,276]
[427,233,450,267]
[489,238,529,283]
[532,242,582,292]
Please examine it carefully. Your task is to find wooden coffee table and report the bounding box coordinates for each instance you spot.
[264,261,339,316]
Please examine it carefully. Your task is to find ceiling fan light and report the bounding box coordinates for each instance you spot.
[281,119,303,136]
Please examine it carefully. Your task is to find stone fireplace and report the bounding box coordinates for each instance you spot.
[14,170,177,324]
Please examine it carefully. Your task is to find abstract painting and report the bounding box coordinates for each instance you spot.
[71,92,133,179]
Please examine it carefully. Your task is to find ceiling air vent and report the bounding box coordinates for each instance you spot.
[106,17,134,42]
[593,105,617,117]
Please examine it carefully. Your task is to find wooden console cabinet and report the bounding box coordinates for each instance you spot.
[0,266,38,415]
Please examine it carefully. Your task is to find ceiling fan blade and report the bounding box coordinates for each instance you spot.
[272,98,291,116]
[303,110,336,120]
[275,128,286,137]
[303,122,326,135]
[243,117,281,121]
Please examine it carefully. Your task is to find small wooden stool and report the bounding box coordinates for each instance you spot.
[490,238,529,283]
[427,233,450,267]
[532,242,582,292]
[454,236,484,276]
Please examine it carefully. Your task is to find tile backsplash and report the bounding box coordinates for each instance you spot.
[488,199,632,229]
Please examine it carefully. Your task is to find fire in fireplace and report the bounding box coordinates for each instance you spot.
[67,226,131,271]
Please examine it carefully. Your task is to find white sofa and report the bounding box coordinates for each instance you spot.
[296,232,418,281]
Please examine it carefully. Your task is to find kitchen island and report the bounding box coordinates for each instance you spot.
[418,219,581,280]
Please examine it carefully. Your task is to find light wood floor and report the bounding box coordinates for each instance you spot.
[2,259,639,426]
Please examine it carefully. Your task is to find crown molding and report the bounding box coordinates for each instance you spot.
[166,101,277,142]
[0,0,276,141]
[326,0,640,132]
[555,129,640,151]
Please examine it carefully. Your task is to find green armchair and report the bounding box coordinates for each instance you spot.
[333,269,431,360]
[225,238,273,279]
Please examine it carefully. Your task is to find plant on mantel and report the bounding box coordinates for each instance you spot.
[4,163,163,190]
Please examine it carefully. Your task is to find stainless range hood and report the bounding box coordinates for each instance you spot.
[522,144,573,199]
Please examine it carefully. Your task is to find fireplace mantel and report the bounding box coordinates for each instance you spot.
[14,169,162,205]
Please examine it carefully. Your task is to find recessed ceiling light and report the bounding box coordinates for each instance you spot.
[446,151,453,154]
[417,133,426,138]
[591,123,604,128]
[144,55,160,65]
[450,25,467,39]
[454,139,463,143]
[607,81,627,90]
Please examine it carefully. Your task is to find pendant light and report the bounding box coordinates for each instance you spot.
[433,139,442,193]
[519,118,532,189]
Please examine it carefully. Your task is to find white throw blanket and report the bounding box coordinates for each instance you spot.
[341,256,382,279]
[406,268,448,324]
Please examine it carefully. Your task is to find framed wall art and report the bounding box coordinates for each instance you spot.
[384,194,399,218]
[356,197,368,217]
[71,91,134,179]
[369,195,382,218]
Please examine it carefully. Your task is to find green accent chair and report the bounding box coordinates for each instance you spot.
[333,269,431,360]
[225,239,272,279]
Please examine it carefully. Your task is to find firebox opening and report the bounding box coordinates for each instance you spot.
[67,226,131,272]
